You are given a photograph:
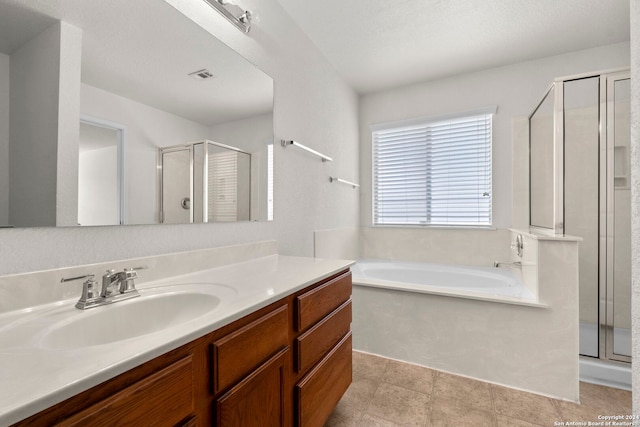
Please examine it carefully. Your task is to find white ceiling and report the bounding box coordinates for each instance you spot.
[276,0,631,94]
[0,0,273,125]
[1,0,630,112]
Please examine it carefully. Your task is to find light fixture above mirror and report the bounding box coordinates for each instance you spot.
[202,0,252,33]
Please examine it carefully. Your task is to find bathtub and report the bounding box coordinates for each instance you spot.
[351,258,539,306]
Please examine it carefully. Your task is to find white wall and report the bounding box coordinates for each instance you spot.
[7,21,82,228]
[78,145,119,226]
[361,227,510,268]
[359,42,630,230]
[209,113,273,153]
[0,52,9,226]
[0,0,359,275]
[55,22,82,227]
[630,0,640,416]
[9,22,65,227]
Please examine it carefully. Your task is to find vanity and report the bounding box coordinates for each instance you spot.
[0,243,353,426]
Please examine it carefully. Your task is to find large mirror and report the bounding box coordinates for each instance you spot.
[0,0,274,227]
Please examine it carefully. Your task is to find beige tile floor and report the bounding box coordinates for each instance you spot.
[325,351,632,427]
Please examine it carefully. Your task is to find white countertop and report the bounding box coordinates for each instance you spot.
[0,254,354,426]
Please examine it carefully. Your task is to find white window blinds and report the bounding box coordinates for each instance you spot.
[373,113,492,226]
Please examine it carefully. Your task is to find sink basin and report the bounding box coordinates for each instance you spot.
[39,284,232,348]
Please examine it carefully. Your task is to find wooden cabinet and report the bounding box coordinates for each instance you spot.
[211,305,289,393]
[12,269,352,427]
[296,333,352,427]
[213,305,290,427]
[216,348,289,427]
[295,272,352,332]
[295,300,352,374]
[293,272,353,427]
[56,356,196,427]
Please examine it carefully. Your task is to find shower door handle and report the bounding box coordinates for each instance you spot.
[181,197,191,210]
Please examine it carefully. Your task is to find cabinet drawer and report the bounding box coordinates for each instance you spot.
[295,299,351,374]
[295,271,351,332]
[57,356,194,427]
[212,304,288,393]
[296,332,352,427]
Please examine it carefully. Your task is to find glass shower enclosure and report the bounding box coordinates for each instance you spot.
[529,69,631,363]
[159,140,252,224]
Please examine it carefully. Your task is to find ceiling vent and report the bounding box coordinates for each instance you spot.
[188,69,215,81]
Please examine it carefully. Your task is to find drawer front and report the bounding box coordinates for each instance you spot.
[295,299,351,374]
[212,304,288,393]
[57,356,194,427]
[295,332,352,427]
[295,271,351,332]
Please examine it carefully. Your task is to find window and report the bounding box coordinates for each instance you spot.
[372,111,492,226]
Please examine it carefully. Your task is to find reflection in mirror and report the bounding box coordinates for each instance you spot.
[0,0,274,228]
[529,84,555,230]
[160,146,193,225]
[160,140,271,224]
[78,118,124,226]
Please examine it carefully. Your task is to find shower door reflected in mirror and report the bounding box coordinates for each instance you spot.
[160,140,263,224]
[160,147,193,224]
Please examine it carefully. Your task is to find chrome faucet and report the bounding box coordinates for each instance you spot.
[101,269,122,297]
[493,261,522,268]
[62,266,147,309]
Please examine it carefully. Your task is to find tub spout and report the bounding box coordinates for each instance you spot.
[494,261,522,268]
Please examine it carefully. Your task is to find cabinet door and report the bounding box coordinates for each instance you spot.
[216,348,289,427]
[212,304,288,393]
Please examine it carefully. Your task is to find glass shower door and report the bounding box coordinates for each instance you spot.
[529,70,631,363]
[529,85,557,232]
[607,74,631,361]
[563,77,600,358]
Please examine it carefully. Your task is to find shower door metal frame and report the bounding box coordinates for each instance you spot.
[600,70,632,363]
[528,81,565,236]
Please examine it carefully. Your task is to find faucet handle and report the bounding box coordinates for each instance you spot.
[61,274,100,309]
[123,265,148,281]
[61,273,95,283]
[124,265,148,275]
[120,266,148,293]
